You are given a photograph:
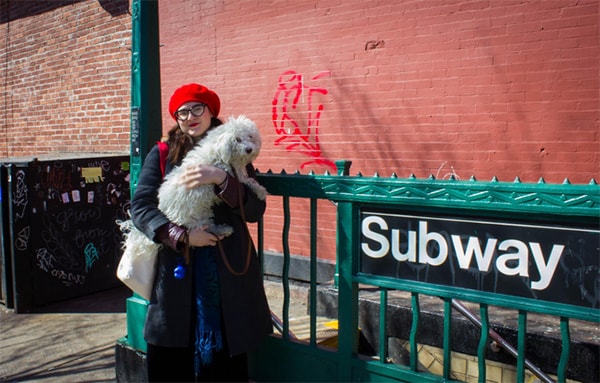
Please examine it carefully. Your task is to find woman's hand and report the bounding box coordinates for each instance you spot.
[187,225,225,247]
[179,164,227,190]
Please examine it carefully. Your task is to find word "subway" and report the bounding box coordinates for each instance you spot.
[361,214,566,291]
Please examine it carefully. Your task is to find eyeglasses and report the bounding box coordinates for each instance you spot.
[174,104,206,121]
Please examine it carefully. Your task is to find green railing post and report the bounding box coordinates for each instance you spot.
[124,0,162,353]
[333,160,352,290]
[336,200,359,381]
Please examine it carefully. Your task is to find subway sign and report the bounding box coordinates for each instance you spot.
[360,210,600,309]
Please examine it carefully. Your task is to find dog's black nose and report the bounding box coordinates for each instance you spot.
[245,147,253,154]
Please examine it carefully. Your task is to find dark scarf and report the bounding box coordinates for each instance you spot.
[192,246,223,374]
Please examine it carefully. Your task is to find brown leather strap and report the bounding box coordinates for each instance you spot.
[217,170,252,276]
[182,229,190,265]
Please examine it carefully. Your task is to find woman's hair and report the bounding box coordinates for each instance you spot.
[166,117,223,165]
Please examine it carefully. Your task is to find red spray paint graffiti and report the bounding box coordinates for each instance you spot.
[272,70,336,171]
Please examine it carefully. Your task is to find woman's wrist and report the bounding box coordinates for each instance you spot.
[166,222,187,251]
[217,173,228,189]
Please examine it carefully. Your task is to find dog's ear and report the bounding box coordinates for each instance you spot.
[213,129,234,162]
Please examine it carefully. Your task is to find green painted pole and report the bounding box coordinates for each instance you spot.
[126,0,162,353]
[130,0,162,193]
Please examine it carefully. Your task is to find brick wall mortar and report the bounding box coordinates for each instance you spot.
[1,0,598,260]
[158,0,598,186]
[1,0,131,159]
[155,0,600,258]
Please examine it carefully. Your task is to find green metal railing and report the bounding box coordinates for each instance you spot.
[250,164,599,383]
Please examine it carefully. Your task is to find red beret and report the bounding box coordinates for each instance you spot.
[168,83,221,120]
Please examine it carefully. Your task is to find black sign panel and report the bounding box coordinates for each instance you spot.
[360,210,600,309]
[8,156,131,310]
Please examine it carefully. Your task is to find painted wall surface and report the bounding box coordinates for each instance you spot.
[157,0,599,260]
[158,0,598,185]
[2,1,598,262]
[0,0,131,158]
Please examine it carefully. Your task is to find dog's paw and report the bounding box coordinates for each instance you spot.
[242,178,268,201]
[210,224,234,238]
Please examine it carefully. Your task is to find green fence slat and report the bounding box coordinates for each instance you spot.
[443,298,452,380]
[558,317,570,383]
[309,198,318,347]
[517,310,527,383]
[282,196,291,341]
[409,293,420,371]
[477,304,489,383]
[379,288,388,363]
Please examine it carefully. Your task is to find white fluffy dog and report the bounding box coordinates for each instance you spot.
[117,115,267,298]
[158,114,267,234]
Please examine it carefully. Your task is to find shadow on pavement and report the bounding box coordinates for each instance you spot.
[1,286,131,382]
[29,286,131,314]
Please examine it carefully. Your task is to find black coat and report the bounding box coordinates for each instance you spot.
[129,143,273,356]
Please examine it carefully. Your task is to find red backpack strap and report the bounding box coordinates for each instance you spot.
[157,141,169,178]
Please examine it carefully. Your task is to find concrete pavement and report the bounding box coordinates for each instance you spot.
[0,281,311,383]
[1,287,130,382]
[3,280,598,382]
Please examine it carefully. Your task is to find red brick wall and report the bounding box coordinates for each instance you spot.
[0,0,131,158]
[158,0,599,260]
[158,0,598,185]
[2,1,597,261]
[2,1,596,182]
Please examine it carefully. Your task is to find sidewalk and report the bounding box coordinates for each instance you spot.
[0,287,130,383]
[0,281,312,383]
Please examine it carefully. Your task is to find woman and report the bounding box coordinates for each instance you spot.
[129,83,273,382]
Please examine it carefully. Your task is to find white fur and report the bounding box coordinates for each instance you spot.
[158,114,266,235]
[118,116,267,292]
